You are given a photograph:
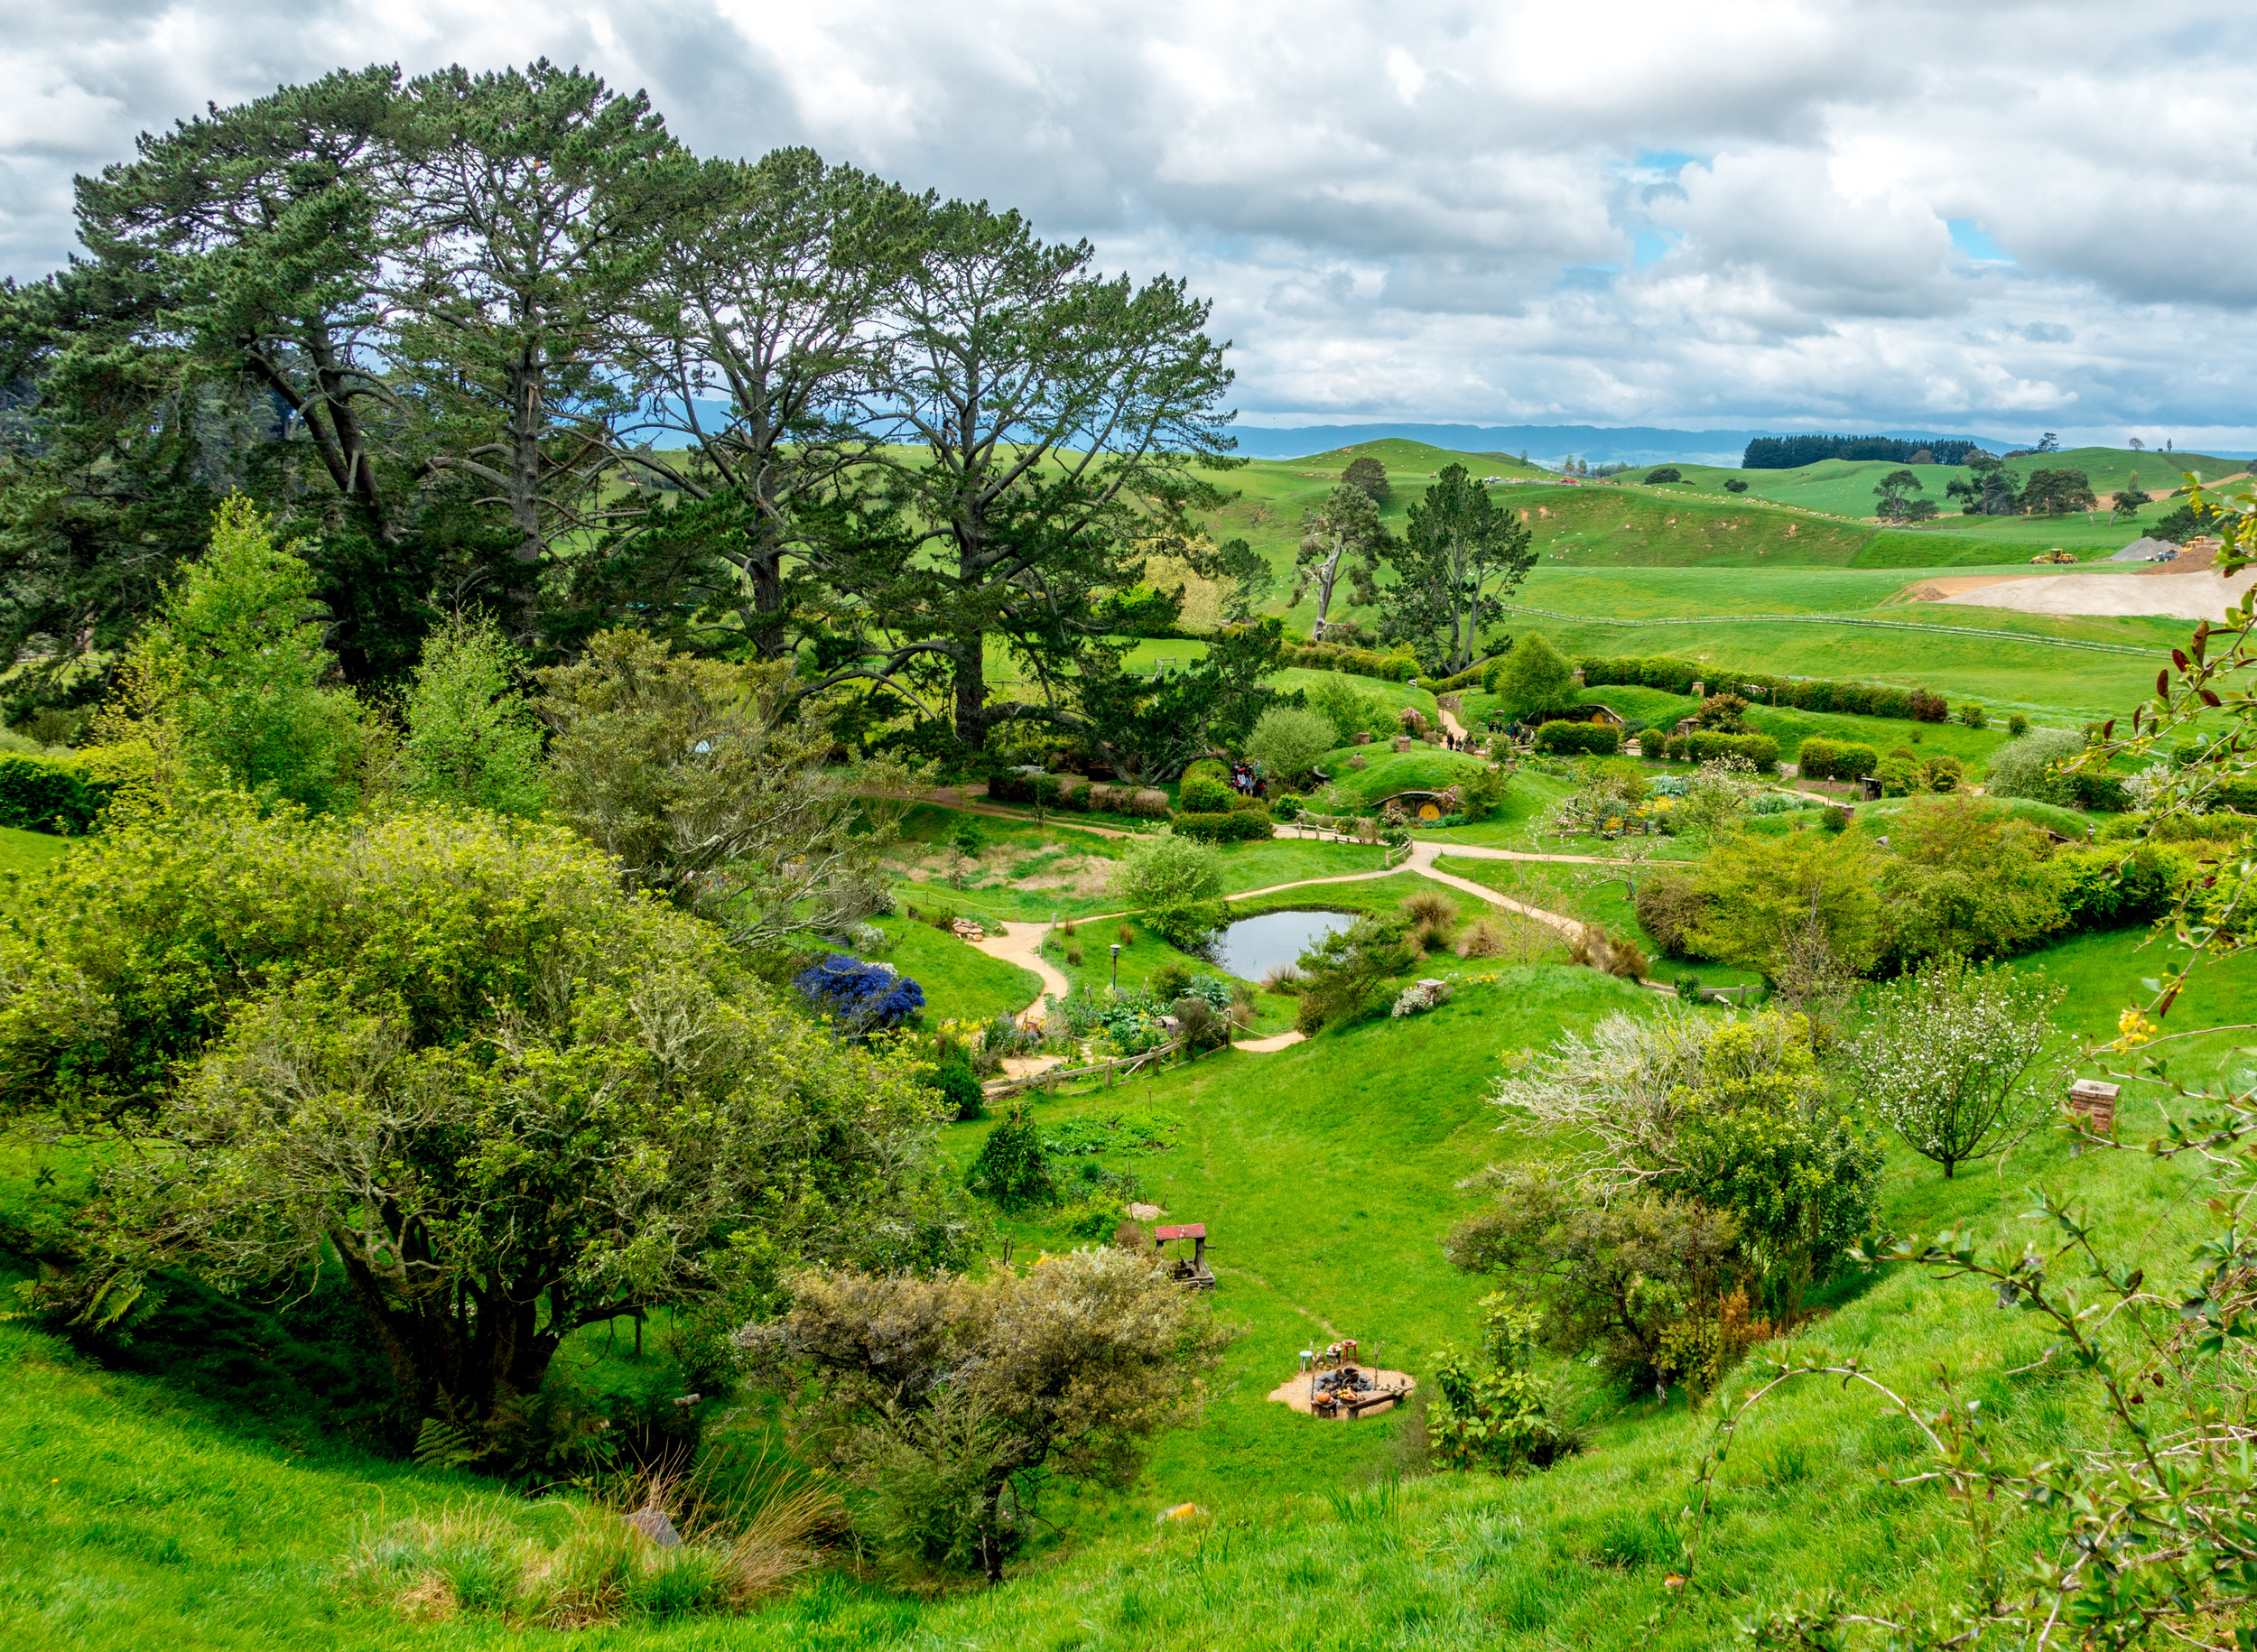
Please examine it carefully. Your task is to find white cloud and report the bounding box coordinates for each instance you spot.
[4,0,2255,441]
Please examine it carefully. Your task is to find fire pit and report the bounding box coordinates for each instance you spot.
[1313,1365,1381,1404]
[1267,1358,1416,1421]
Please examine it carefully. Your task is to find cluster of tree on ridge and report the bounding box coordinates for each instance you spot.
[1742,433,1985,469]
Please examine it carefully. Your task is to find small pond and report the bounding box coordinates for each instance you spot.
[1206,909,1355,980]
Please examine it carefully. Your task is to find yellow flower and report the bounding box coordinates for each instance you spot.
[2115,1008,2156,1048]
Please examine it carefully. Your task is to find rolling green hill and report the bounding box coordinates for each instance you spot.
[12,912,2256,1649]
[1489,481,2032,569]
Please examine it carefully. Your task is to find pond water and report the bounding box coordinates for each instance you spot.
[1206,909,1355,980]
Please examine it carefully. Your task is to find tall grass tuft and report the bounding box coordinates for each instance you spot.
[348,1456,840,1629]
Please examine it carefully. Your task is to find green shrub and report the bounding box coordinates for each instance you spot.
[1246,706,1338,783]
[1106,831,1224,943]
[1794,738,1877,781]
[1172,809,1272,842]
[1177,774,1234,812]
[1147,961,1193,1004]
[1678,730,1779,772]
[1534,720,1620,756]
[1271,792,1304,821]
[1457,765,1512,821]
[1426,1300,1566,1472]
[964,1109,1057,1211]
[2070,770,2130,812]
[0,754,99,833]
[2007,712,2030,736]
[930,1056,985,1123]
[1955,702,1988,729]
[1875,755,1920,796]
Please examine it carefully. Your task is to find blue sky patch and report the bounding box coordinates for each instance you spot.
[1948,218,2011,261]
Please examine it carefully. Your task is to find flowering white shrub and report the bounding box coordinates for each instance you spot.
[1846,953,2062,1178]
[1392,978,1454,1016]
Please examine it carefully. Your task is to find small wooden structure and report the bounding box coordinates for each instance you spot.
[2069,1078,2120,1133]
[1154,1222,1215,1290]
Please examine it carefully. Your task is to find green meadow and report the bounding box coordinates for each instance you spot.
[9,903,2247,1649]
[11,428,2257,1652]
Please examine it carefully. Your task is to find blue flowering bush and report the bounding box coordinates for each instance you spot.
[794,953,926,1035]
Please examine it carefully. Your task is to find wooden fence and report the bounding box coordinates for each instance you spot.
[981,1040,1187,1100]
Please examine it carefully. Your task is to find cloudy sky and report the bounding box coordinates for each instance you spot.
[6,0,2254,446]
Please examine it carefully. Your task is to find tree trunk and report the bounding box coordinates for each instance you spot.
[952,637,987,747]
[507,354,544,568]
[1310,544,1344,639]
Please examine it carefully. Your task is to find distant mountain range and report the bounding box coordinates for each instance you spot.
[1222,422,2020,468]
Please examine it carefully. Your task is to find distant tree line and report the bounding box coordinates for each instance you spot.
[1742,435,1983,469]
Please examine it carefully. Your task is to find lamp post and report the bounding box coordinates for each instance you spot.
[1110,943,1121,996]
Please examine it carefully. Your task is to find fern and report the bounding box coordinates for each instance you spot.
[412,1416,487,1470]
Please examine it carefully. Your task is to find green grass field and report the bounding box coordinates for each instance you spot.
[0,825,73,876]
[14,912,2248,1649]
[14,432,2257,1649]
[871,914,1042,1026]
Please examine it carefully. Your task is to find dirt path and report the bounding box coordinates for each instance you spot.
[1233,1028,1307,1053]
[965,921,1073,1026]
[1402,843,1585,937]
[937,789,1685,1042]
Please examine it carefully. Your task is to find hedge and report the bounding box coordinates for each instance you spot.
[1796,738,1880,781]
[1535,720,1621,756]
[1658,730,1780,772]
[1178,774,1234,812]
[0,755,100,834]
[1574,654,1952,725]
[1278,640,1421,682]
[1173,809,1274,842]
[1426,656,1503,694]
[987,773,1170,817]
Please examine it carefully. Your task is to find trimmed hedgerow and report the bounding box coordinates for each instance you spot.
[1172,809,1274,843]
[0,755,101,834]
[1659,731,1780,772]
[1796,738,1880,781]
[1534,720,1621,756]
[1574,654,1949,725]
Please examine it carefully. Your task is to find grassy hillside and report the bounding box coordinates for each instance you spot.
[1489,481,2032,570]
[1501,568,2184,719]
[0,826,72,876]
[1291,436,1552,479]
[14,914,2252,1649]
[1653,447,2240,517]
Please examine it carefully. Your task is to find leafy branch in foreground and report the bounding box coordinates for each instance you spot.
[1668,478,2257,1646]
[1675,1184,2257,1647]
